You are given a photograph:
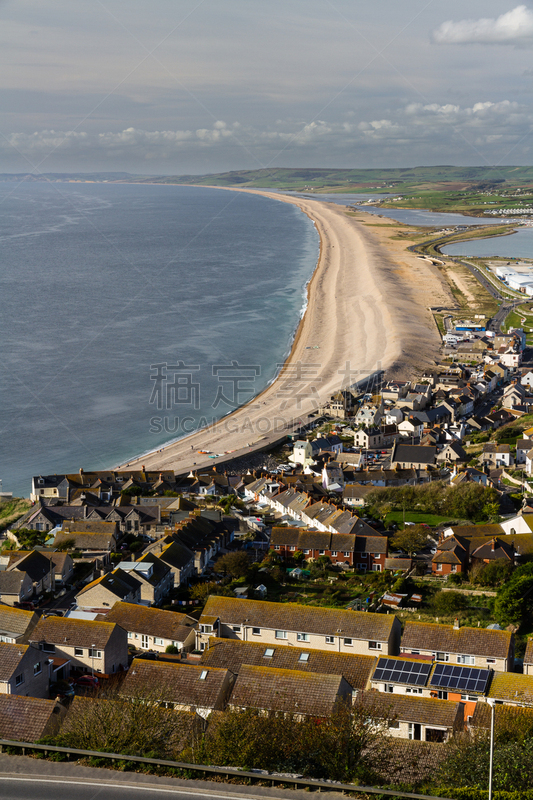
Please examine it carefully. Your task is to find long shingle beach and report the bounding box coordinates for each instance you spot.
[116,188,451,473]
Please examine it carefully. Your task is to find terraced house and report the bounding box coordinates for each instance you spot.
[401,621,514,673]
[97,602,197,653]
[270,527,388,570]
[196,596,401,656]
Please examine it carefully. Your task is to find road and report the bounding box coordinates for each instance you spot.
[0,754,339,800]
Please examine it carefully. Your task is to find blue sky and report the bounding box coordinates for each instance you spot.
[2,1,533,173]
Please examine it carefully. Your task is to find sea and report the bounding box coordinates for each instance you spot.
[0,183,319,498]
[1,182,528,499]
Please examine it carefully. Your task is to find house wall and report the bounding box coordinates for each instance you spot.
[76,583,140,610]
[126,627,195,653]
[197,621,396,656]
[0,646,51,699]
[42,627,128,675]
[402,647,509,673]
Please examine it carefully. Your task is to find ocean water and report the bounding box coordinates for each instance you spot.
[0,183,318,498]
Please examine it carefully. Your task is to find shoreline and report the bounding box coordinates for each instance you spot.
[115,188,444,474]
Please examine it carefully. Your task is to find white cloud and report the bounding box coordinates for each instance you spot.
[433,5,533,45]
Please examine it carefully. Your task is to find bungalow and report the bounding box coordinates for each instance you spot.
[29,616,128,677]
[401,620,513,673]
[121,659,234,718]
[96,602,197,653]
[229,664,353,720]
[196,596,401,656]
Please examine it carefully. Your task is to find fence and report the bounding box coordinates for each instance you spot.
[0,738,451,799]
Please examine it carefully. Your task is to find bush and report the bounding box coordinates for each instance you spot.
[431,590,469,616]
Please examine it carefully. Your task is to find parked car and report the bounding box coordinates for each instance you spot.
[74,674,100,689]
[14,601,36,611]
[50,680,75,699]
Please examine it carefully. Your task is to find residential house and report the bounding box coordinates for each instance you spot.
[29,616,128,677]
[196,596,401,656]
[0,695,65,741]
[6,551,55,598]
[75,568,142,610]
[354,428,382,449]
[486,671,533,706]
[96,602,197,653]
[398,418,424,440]
[401,621,513,672]
[229,664,352,720]
[115,553,173,606]
[436,441,468,464]
[343,484,375,507]
[142,538,196,587]
[322,462,344,493]
[516,439,533,465]
[524,639,533,676]
[0,606,39,644]
[0,642,51,698]
[500,514,533,536]
[0,571,34,607]
[53,520,119,557]
[270,528,387,571]
[361,692,464,743]
[480,444,514,468]
[121,659,234,718]
[200,636,376,692]
[390,443,437,470]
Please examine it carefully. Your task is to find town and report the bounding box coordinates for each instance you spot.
[3,322,533,788]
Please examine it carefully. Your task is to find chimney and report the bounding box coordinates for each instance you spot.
[453,618,460,629]
[491,538,496,552]
[79,468,84,475]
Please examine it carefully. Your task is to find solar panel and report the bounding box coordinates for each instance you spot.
[429,663,491,694]
[373,658,432,686]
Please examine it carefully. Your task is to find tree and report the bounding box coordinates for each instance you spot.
[494,574,533,627]
[430,590,469,617]
[189,581,220,602]
[214,551,250,579]
[390,525,429,556]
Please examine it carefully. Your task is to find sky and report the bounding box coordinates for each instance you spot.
[3,1,533,174]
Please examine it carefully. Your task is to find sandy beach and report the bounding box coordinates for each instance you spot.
[116,189,452,474]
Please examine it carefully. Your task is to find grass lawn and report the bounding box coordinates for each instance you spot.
[385,511,456,528]
[0,498,31,531]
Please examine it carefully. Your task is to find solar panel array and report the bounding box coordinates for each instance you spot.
[373,658,432,686]
[429,664,491,694]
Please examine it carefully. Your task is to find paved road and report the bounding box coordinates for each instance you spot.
[0,754,344,800]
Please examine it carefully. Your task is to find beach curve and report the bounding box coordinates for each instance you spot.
[115,188,441,473]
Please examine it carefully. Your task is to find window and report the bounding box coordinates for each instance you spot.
[451,565,457,573]
[325,636,334,645]
[264,648,275,658]
[384,684,394,693]
[343,552,350,557]
[88,648,102,659]
[388,720,400,729]
[406,687,423,694]
[127,632,133,640]
[274,545,280,550]
[457,654,475,665]
[369,641,382,650]
[154,638,164,646]
[411,650,420,655]
[319,550,325,556]
[372,564,381,572]
[461,695,478,702]
[42,643,55,654]
[434,652,449,662]
[74,647,84,657]
[299,653,310,663]
[486,658,496,664]
[438,691,448,700]
[344,638,353,646]
[436,563,443,571]
[303,550,309,555]
[297,632,309,642]
[232,626,241,633]
[15,673,24,686]
[252,627,261,635]
[0,636,13,643]
[33,662,42,675]
[290,546,296,551]
[275,630,288,639]
[199,670,208,680]
[331,551,337,557]
[200,624,212,633]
